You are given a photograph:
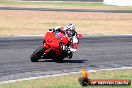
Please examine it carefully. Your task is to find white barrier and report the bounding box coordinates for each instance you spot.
[104,0,132,6]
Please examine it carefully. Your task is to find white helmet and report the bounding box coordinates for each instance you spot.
[64,23,75,36]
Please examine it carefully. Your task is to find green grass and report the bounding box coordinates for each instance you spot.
[0,1,104,6]
[0,1,132,10]
[0,69,132,88]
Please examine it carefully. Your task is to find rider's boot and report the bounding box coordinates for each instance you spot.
[67,51,73,59]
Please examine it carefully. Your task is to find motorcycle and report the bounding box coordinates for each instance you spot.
[30,30,82,62]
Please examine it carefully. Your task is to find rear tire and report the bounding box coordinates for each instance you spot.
[30,46,44,62]
[55,55,64,62]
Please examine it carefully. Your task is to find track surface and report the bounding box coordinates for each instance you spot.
[0,36,132,82]
[0,7,132,13]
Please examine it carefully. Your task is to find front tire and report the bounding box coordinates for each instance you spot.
[30,46,44,62]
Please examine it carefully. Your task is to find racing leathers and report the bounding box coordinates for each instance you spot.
[49,26,79,59]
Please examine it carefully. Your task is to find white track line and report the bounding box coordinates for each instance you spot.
[0,66,132,84]
[97,67,132,71]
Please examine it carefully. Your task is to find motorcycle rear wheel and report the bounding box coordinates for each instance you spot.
[30,46,44,62]
[55,55,65,62]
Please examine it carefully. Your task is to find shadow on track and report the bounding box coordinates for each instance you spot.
[38,59,87,63]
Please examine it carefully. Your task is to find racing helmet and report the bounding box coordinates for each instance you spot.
[64,23,75,37]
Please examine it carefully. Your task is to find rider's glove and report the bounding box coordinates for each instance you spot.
[62,45,68,51]
[62,45,66,51]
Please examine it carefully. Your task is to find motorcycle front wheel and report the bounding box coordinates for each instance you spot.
[30,46,44,62]
[55,54,65,62]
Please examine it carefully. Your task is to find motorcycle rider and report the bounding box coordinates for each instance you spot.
[49,23,79,59]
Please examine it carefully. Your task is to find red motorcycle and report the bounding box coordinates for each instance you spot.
[30,30,82,62]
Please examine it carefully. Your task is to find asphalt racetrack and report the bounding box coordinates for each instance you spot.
[0,7,132,13]
[0,36,132,82]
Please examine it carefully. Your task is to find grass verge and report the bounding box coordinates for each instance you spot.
[1,10,132,36]
[0,1,106,10]
[0,69,132,88]
[0,1,104,6]
[0,1,132,10]
[0,1,132,36]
